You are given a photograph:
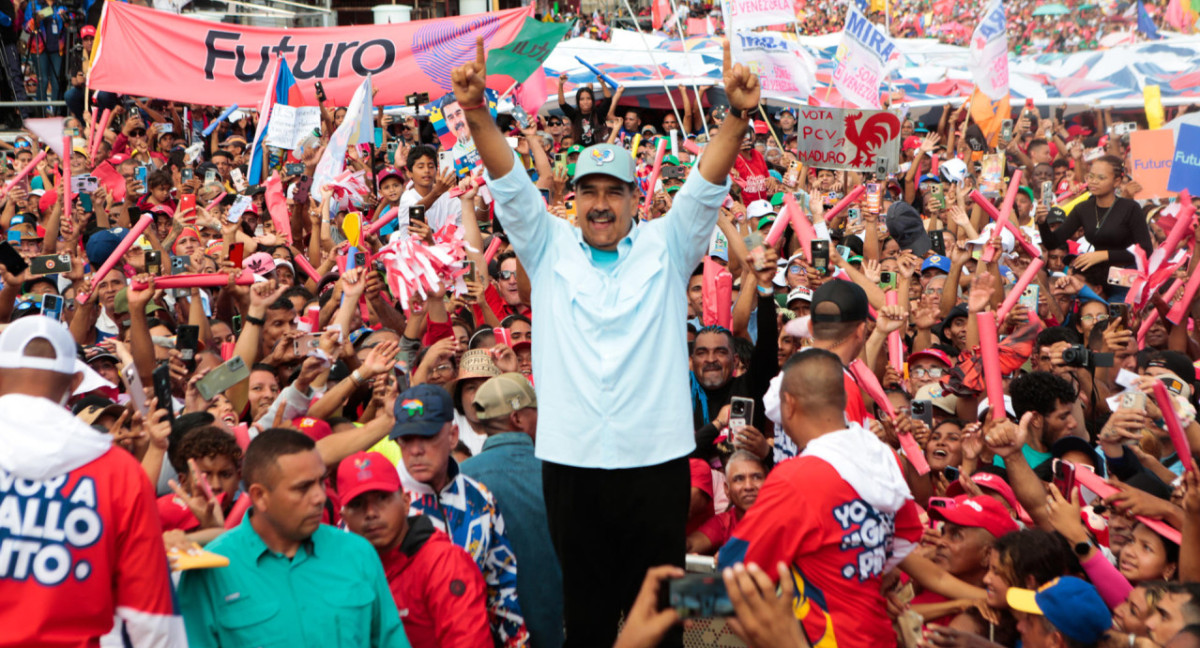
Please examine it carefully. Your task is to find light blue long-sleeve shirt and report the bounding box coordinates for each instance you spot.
[485,151,729,469]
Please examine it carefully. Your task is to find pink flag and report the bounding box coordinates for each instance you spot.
[265,172,293,246]
[514,67,548,118]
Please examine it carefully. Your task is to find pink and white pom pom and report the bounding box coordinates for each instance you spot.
[328,170,371,213]
[373,224,470,312]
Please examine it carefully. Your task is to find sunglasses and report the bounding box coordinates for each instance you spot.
[130,129,147,137]
[497,270,517,280]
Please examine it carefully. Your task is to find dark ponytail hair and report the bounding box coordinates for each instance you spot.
[1095,154,1125,178]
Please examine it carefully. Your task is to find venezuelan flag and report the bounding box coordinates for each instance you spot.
[248,57,303,186]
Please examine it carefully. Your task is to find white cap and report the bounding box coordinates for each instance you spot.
[0,315,78,374]
[787,287,813,304]
[747,199,775,220]
[976,394,1016,421]
[967,223,1015,256]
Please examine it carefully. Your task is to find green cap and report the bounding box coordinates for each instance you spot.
[663,155,681,166]
[757,216,775,231]
[770,192,785,207]
[566,144,584,155]
[113,288,166,316]
[572,144,636,184]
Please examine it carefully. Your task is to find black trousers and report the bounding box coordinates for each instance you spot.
[543,456,689,648]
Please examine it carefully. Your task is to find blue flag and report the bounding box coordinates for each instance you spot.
[248,57,301,186]
[1138,0,1161,39]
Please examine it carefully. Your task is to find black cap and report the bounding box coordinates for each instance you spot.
[934,303,970,343]
[810,280,869,323]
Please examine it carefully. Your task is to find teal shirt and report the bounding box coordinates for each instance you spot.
[993,444,1053,472]
[178,515,411,648]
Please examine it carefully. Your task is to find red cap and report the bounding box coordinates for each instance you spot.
[931,494,1020,538]
[753,120,768,135]
[38,189,57,214]
[81,25,96,38]
[903,135,923,151]
[293,416,332,441]
[107,153,130,166]
[336,451,400,504]
[946,472,1031,523]
[1066,125,1092,138]
[908,348,952,368]
[377,167,403,185]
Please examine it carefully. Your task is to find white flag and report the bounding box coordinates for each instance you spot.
[969,0,1010,100]
[832,4,897,109]
[313,75,373,194]
[732,31,816,102]
[24,118,64,157]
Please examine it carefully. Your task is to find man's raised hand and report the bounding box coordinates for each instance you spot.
[451,37,488,110]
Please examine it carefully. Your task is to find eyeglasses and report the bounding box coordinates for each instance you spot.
[130,129,146,137]
[497,270,516,280]
[911,367,946,379]
[1084,173,1109,182]
[431,363,454,375]
[1080,313,1109,323]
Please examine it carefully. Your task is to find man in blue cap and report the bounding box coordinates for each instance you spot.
[1007,576,1112,647]
[449,35,762,645]
[391,383,529,647]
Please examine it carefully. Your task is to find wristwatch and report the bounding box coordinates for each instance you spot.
[729,107,752,121]
[1073,540,1094,558]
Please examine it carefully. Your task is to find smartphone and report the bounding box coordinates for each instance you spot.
[204,169,217,185]
[29,254,70,276]
[292,334,321,357]
[285,162,305,176]
[176,325,200,370]
[465,260,478,283]
[810,240,830,274]
[865,182,882,215]
[145,250,162,275]
[879,270,897,291]
[929,230,945,256]
[1109,303,1130,330]
[231,314,242,335]
[554,153,567,175]
[662,573,733,619]
[1041,181,1054,207]
[152,361,175,425]
[438,150,454,174]
[942,466,960,482]
[171,255,189,274]
[729,396,754,432]
[512,105,531,130]
[159,123,174,134]
[1018,284,1039,313]
[134,165,148,186]
[122,364,149,415]
[409,205,426,225]
[41,294,63,321]
[71,174,99,194]
[230,168,247,191]
[911,400,933,426]
[1000,119,1014,141]
[784,161,801,188]
[179,194,197,221]
[1121,390,1146,412]
[875,156,889,180]
[0,242,28,276]
[928,183,946,211]
[195,355,250,401]
[1108,267,1138,287]
[744,232,767,271]
[494,327,514,348]
[180,168,194,182]
[314,82,327,103]
[927,496,957,510]
[1052,458,1076,496]
[836,245,853,260]
[228,242,244,268]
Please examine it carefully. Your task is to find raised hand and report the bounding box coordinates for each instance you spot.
[451,37,487,110]
[722,40,761,112]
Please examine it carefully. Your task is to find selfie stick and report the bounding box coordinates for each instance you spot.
[822,185,866,223]
[976,312,1007,422]
[849,359,930,474]
[76,213,153,303]
[1154,380,1195,474]
[0,149,47,198]
[203,105,240,138]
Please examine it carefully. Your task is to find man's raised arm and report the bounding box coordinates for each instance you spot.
[456,38,517,181]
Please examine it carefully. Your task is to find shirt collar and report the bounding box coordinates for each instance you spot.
[480,431,534,452]
[572,220,638,262]
[241,508,317,562]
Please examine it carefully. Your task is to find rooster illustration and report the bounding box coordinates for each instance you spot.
[843,112,901,168]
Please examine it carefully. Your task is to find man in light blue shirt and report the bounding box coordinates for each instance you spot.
[449,39,762,645]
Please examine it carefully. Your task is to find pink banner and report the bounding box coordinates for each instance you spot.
[90,2,533,107]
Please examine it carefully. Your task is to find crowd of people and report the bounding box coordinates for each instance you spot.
[3,3,1200,648]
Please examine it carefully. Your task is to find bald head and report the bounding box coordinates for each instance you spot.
[780,348,846,418]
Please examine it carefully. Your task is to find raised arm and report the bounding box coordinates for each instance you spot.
[695,44,760,186]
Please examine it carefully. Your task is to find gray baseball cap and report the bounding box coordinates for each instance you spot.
[571,144,636,184]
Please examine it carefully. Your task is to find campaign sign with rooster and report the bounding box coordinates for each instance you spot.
[793,106,901,173]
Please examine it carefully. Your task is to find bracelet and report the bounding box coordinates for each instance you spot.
[243,314,264,327]
[350,369,365,385]
[458,99,487,111]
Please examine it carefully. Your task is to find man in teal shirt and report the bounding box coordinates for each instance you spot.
[178,429,410,648]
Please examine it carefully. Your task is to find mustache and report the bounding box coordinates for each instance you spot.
[587,209,616,221]
[702,362,723,372]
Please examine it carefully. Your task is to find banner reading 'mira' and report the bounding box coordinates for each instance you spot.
[795,106,902,173]
[832,5,898,109]
[88,2,532,107]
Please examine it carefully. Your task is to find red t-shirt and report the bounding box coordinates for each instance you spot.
[720,456,923,648]
[157,493,200,532]
[687,458,715,535]
[697,507,745,552]
[845,371,869,426]
[732,150,771,204]
[0,447,178,647]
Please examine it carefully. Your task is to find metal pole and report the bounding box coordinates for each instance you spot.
[618,0,684,131]
[667,0,710,137]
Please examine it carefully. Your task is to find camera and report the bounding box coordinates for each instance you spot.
[1060,344,1113,369]
[406,92,430,107]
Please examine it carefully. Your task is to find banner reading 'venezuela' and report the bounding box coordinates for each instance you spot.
[88,2,533,107]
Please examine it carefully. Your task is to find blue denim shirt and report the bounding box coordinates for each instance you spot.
[461,433,564,648]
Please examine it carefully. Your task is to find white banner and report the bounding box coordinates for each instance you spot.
[970,0,1010,100]
[722,0,797,31]
[832,5,897,109]
[313,75,373,194]
[264,105,323,150]
[732,31,816,102]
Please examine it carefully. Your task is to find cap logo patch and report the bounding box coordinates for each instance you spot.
[400,399,424,417]
[591,148,615,165]
[964,500,983,513]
